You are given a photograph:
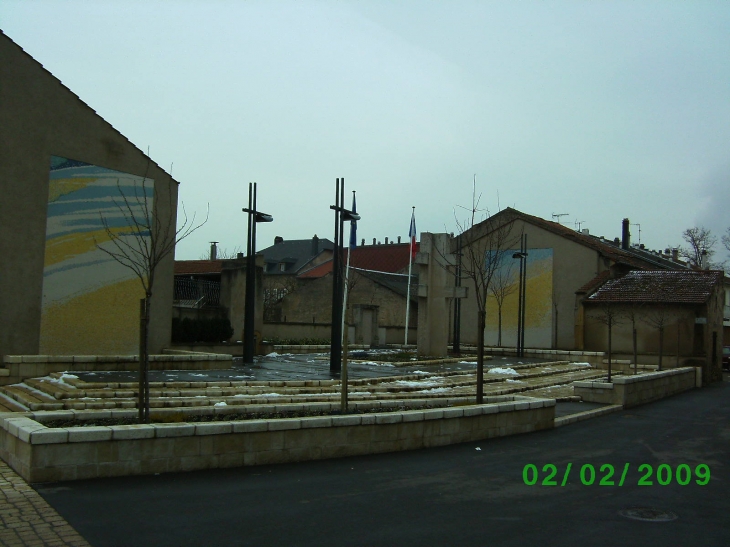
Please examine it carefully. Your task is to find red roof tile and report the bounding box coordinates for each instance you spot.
[586,270,723,304]
[298,243,419,278]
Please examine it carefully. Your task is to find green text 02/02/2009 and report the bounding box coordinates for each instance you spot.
[522,463,711,486]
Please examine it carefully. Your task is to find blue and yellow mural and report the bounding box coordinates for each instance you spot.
[40,156,154,355]
[485,248,553,348]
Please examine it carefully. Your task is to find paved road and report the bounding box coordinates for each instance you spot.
[35,379,730,547]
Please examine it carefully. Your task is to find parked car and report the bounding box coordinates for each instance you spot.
[723,346,730,371]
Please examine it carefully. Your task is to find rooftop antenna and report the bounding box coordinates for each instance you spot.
[552,213,569,225]
[631,223,641,245]
[575,220,586,231]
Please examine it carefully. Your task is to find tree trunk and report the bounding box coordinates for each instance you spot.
[658,326,664,371]
[137,295,152,424]
[607,320,612,383]
[138,299,146,424]
[340,321,349,414]
[497,306,502,347]
[476,309,486,404]
[632,327,638,375]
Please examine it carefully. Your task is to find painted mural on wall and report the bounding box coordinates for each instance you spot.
[40,156,154,354]
[484,248,553,348]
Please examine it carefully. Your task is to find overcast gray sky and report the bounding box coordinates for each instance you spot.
[3,0,729,260]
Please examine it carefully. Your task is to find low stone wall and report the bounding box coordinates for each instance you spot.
[0,396,555,483]
[573,367,699,408]
[464,347,606,366]
[0,353,234,386]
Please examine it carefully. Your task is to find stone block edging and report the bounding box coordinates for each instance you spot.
[574,367,697,408]
[0,396,556,483]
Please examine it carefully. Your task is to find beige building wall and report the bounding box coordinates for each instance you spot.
[0,32,177,356]
[273,272,416,333]
[457,216,604,350]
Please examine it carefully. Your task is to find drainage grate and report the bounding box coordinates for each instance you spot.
[619,507,678,522]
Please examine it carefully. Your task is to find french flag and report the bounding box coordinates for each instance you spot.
[408,208,417,261]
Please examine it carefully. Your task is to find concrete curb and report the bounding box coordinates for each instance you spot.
[554,404,622,427]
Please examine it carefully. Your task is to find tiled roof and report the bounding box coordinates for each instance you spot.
[174,260,224,275]
[298,243,419,279]
[576,271,612,295]
[259,237,334,274]
[479,208,687,271]
[586,270,723,304]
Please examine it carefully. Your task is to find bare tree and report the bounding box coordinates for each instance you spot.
[552,287,561,349]
[642,305,675,371]
[96,169,207,423]
[263,275,300,322]
[723,227,730,257]
[198,246,243,260]
[488,250,518,347]
[589,303,623,382]
[679,226,720,268]
[452,180,521,404]
[621,304,644,374]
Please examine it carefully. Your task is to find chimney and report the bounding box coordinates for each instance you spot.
[621,218,630,250]
[237,252,244,259]
[701,249,709,270]
[311,234,319,256]
[385,237,389,244]
[581,229,589,235]
[274,236,284,245]
[672,248,679,261]
[361,238,365,246]
[209,242,218,261]
[397,236,401,243]
[372,238,376,245]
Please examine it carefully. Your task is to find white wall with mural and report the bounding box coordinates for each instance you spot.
[40,156,154,354]
[484,248,553,349]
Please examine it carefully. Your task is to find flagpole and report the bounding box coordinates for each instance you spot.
[341,245,352,339]
[405,207,415,347]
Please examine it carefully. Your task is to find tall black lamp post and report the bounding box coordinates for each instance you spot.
[329,177,360,374]
[242,182,273,364]
[512,233,528,358]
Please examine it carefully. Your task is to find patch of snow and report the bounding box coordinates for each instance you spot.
[214,401,227,407]
[573,362,591,367]
[411,370,429,375]
[475,447,481,451]
[505,379,525,383]
[487,367,520,376]
[254,392,284,397]
[266,352,280,358]
[417,387,452,393]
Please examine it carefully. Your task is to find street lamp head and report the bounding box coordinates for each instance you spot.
[512,252,526,259]
[242,208,274,223]
[342,211,360,222]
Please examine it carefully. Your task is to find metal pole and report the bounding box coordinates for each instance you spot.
[404,208,415,347]
[330,178,343,374]
[243,183,256,363]
[515,235,524,358]
[453,234,461,354]
[521,234,527,357]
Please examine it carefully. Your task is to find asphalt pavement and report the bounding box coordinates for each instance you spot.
[33,375,730,547]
